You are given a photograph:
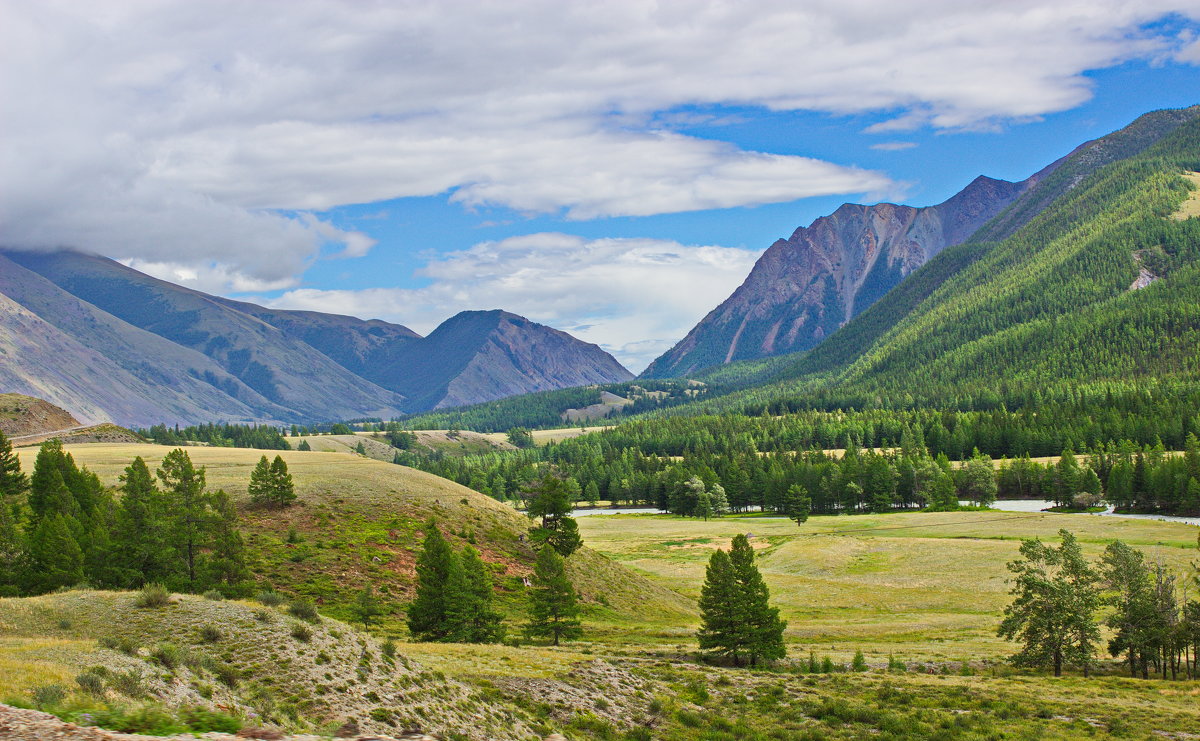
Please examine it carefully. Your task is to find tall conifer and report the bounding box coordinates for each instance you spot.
[526,546,581,645]
[408,519,455,641]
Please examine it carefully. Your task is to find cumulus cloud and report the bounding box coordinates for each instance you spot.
[261,234,764,372]
[2,0,1199,293]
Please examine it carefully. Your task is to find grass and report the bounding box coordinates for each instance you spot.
[1170,171,1200,220]
[578,510,1200,659]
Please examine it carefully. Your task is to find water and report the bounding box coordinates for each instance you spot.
[988,499,1200,526]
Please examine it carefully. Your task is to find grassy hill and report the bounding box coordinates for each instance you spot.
[13,444,694,634]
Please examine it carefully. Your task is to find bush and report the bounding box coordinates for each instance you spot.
[203,589,225,601]
[214,663,240,688]
[75,670,105,696]
[98,635,139,656]
[287,599,319,622]
[381,638,397,660]
[150,643,183,669]
[135,583,171,608]
[291,623,313,642]
[256,590,285,607]
[57,619,72,630]
[31,684,66,709]
[254,609,273,623]
[199,625,222,643]
[852,649,868,672]
[179,706,242,733]
[108,670,145,698]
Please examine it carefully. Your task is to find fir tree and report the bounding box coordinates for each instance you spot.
[269,456,295,507]
[728,534,787,665]
[408,519,455,641]
[0,431,27,500]
[297,439,312,452]
[784,484,811,525]
[525,546,581,646]
[697,549,745,664]
[445,545,504,643]
[247,456,273,506]
[116,457,170,586]
[525,474,583,556]
[203,491,251,595]
[351,585,387,629]
[26,513,83,593]
[157,449,209,589]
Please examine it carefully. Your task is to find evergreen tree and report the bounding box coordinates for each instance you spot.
[959,451,998,506]
[695,489,713,521]
[297,439,312,452]
[697,549,744,664]
[408,519,455,641]
[25,513,83,593]
[728,534,787,665]
[247,456,273,506]
[203,490,251,595]
[115,457,170,586]
[525,474,583,556]
[444,545,505,643]
[350,585,387,629]
[157,449,210,590]
[0,431,27,500]
[708,483,729,516]
[998,529,1100,676]
[269,456,296,507]
[784,484,811,525]
[525,546,581,646]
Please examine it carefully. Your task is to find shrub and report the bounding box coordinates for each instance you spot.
[203,589,225,601]
[256,590,285,607]
[75,670,105,696]
[254,609,273,623]
[179,707,242,733]
[57,619,72,630]
[31,684,66,709]
[380,638,396,660]
[199,625,222,643]
[151,643,184,669]
[214,663,240,688]
[135,583,171,608]
[852,649,868,672]
[99,635,139,655]
[887,654,907,672]
[291,623,313,642]
[108,670,145,698]
[287,599,319,622]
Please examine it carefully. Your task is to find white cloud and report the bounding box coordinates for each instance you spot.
[870,142,919,152]
[260,234,764,372]
[2,0,1198,293]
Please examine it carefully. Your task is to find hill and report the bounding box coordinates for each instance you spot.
[13,444,694,632]
[0,250,631,426]
[0,393,79,437]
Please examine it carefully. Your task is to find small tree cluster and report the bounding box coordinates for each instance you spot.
[697,534,787,666]
[0,437,249,597]
[248,455,295,508]
[999,529,1200,679]
[407,520,504,643]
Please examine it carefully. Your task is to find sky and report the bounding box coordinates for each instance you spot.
[2,2,1199,372]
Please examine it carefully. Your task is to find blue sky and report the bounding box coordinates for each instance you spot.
[4,2,1200,370]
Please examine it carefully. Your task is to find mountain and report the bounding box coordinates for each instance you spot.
[675,105,1200,412]
[0,250,631,425]
[383,309,634,410]
[644,106,1200,379]
[0,392,78,437]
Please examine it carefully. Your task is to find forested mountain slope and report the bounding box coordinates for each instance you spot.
[687,106,1200,414]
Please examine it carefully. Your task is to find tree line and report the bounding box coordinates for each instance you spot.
[139,423,289,450]
[0,432,263,597]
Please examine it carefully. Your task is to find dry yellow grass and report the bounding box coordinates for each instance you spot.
[1170,171,1200,219]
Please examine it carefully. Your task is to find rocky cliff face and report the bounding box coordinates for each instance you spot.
[641,175,1036,378]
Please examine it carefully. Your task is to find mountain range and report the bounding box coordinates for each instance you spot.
[0,249,631,426]
[644,105,1200,379]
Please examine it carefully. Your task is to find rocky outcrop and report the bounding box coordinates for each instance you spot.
[642,175,1036,377]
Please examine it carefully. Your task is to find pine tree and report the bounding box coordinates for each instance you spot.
[784,484,811,525]
[998,529,1100,676]
[0,431,27,500]
[297,439,312,452]
[695,490,713,521]
[269,456,295,507]
[445,545,504,643]
[525,474,583,556]
[697,549,745,664]
[525,546,581,646]
[116,457,170,586]
[25,513,83,593]
[351,585,387,629]
[729,534,786,665]
[157,449,209,590]
[408,519,455,641]
[203,490,251,595]
[708,483,729,516]
[247,456,273,506]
